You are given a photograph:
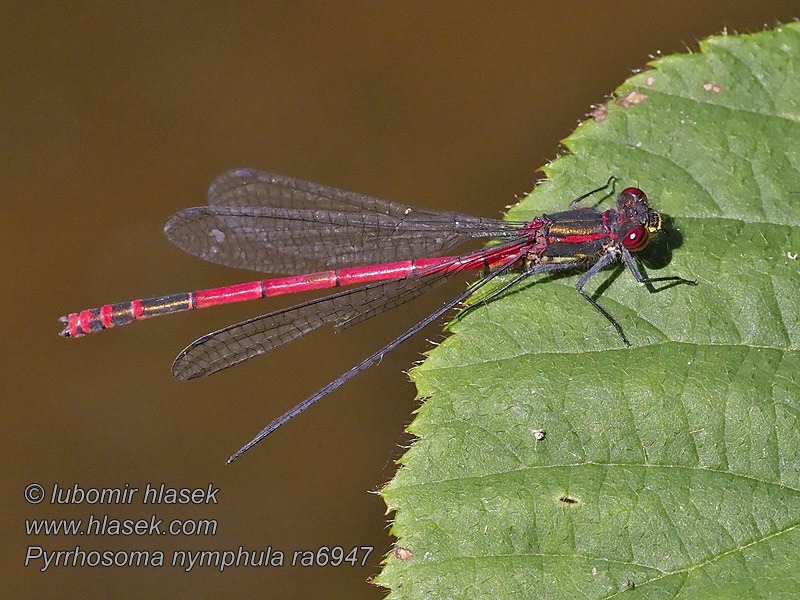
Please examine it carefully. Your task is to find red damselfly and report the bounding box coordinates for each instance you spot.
[61,169,696,462]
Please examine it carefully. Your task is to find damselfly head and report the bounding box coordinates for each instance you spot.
[617,187,663,234]
[615,187,664,252]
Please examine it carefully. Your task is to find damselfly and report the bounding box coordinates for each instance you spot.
[61,169,696,461]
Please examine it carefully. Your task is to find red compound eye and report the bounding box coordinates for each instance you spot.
[622,225,649,251]
[621,187,647,203]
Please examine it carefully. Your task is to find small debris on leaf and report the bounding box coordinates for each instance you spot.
[392,546,414,561]
[615,90,648,108]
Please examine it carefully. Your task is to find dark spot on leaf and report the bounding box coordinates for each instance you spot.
[615,90,648,108]
[558,495,579,504]
[393,546,414,561]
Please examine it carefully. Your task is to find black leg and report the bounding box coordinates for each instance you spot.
[458,261,577,320]
[575,252,629,345]
[570,175,617,208]
[621,249,697,287]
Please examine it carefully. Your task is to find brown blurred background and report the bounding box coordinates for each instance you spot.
[3,3,796,598]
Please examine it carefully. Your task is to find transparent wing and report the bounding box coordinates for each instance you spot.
[207,168,434,215]
[164,169,519,274]
[171,240,527,380]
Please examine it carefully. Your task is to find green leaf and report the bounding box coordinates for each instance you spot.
[378,24,800,599]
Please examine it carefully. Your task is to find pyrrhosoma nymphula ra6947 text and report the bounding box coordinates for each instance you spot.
[61,169,696,462]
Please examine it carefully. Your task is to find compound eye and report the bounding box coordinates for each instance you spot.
[621,187,647,203]
[622,225,649,251]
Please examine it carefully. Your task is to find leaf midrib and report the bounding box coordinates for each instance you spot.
[419,342,795,373]
[388,461,800,495]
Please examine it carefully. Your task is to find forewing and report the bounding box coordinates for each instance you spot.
[163,206,491,274]
[165,169,514,274]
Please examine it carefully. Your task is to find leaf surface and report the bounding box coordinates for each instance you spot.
[379,24,800,599]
